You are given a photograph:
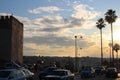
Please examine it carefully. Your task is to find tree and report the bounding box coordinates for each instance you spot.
[113,43,120,59]
[96,18,105,65]
[105,9,117,67]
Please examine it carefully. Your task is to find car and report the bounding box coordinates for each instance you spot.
[94,66,106,75]
[38,67,57,79]
[21,68,34,80]
[0,68,35,80]
[0,69,26,80]
[44,69,74,80]
[0,62,21,69]
[105,67,118,78]
[80,66,95,78]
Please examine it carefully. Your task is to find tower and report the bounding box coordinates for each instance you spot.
[0,15,23,64]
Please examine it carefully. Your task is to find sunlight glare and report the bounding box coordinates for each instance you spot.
[114,30,120,41]
[114,18,120,26]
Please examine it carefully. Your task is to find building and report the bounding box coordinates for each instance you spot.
[0,15,23,65]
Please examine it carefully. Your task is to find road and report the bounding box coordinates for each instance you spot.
[75,73,120,80]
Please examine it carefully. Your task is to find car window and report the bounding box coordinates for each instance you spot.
[22,69,30,76]
[107,68,117,72]
[9,70,17,79]
[67,70,71,75]
[0,71,11,78]
[44,67,57,73]
[51,71,66,76]
[15,70,25,79]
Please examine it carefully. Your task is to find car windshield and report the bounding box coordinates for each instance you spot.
[51,71,66,76]
[108,68,116,72]
[43,67,57,73]
[83,68,92,71]
[0,71,11,78]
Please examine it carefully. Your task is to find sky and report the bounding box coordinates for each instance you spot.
[0,0,120,57]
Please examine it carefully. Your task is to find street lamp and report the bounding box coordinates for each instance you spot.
[74,35,83,72]
[75,36,77,72]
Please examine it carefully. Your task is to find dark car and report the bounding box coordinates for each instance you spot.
[44,69,74,80]
[0,68,35,80]
[105,67,118,78]
[38,67,57,79]
[94,66,106,75]
[0,69,26,80]
[80,67,95,78]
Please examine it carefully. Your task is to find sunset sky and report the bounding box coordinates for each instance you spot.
[0,0,120,57]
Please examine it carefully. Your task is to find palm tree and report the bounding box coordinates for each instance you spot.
[113,43,120,59]
[105,9,117,67]
[96,18,105,65]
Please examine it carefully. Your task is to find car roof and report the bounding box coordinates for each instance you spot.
[54,69,69,71]
[107,67,117,69]
[0,69,17,71]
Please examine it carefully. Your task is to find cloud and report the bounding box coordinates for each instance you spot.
[34,15,67,28]
[24,33,95,49]
[14,13,98,40]
[24,34,74,47]
[28,6,63,14]
[0,13,12,16]
[18,4,100,38]
[40,27,63,32]
[15,15,86,38]
[23,34,96,57]
[16,16,34,25]
[71,4,99,20]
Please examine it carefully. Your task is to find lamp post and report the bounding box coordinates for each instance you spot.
[75,36,77,72]
[74,35,83,72]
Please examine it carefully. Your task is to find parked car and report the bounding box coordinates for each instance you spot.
[105,67,118,78]
[80,67,95,78]
[94,66,106,75]
[0,69,26,80]
[38,67,57,79]
[21,68,34,80]
[0,62,21,69]
[44,69,74,80]
[0,68,34,80]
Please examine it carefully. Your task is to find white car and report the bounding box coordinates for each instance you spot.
[44,69,74,80]
[0,69,26,80]
[21,68,34,80]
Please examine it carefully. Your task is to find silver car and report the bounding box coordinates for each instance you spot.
[21,68,34,80]
[44,69,74,80]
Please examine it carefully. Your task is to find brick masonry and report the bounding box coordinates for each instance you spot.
[0,15,23,65]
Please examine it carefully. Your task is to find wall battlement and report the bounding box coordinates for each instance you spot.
[0,15,23,26]
[0,15,11,20]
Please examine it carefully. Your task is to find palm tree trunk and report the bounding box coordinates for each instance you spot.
[111,23,114,67]
[110,46,111,63]
[116,52,118,60]
[100,29,103,65]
